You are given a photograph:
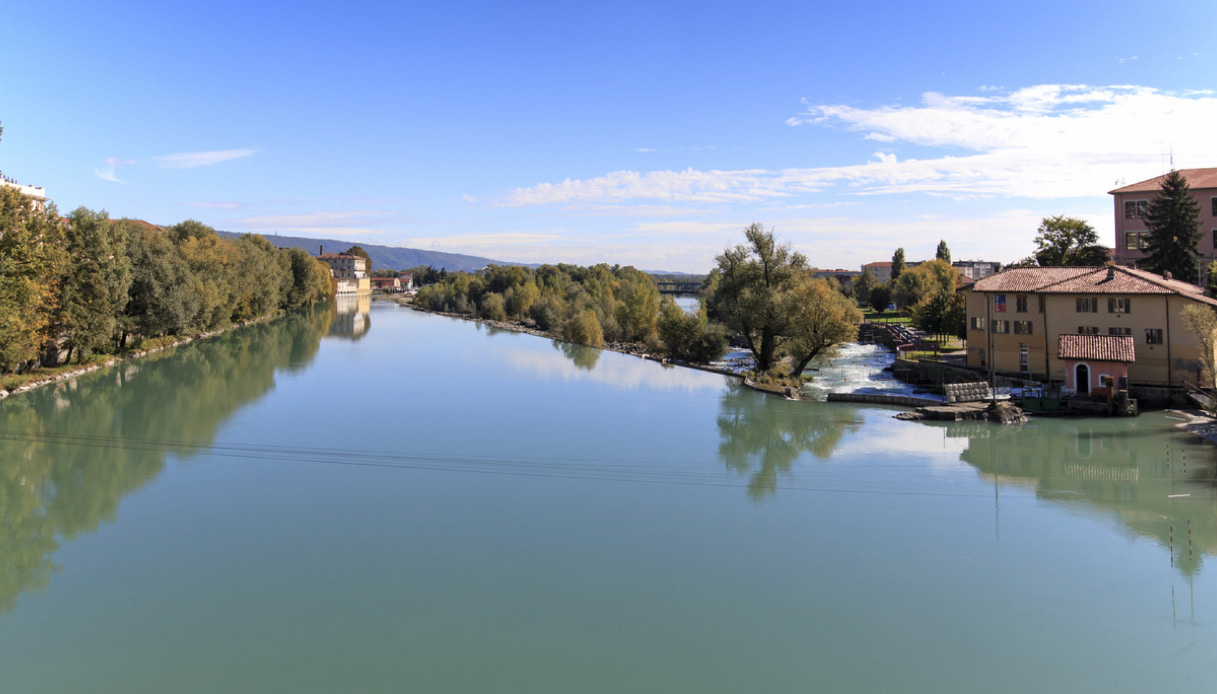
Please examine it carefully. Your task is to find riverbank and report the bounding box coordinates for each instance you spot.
[385,295,763,386]
[0,310,290,400]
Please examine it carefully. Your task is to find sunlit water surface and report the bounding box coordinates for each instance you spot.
[1,303,1215,693]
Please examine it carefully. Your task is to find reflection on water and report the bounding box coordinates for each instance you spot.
[950,415,1217,576]
[556,341,601,370]
[0,307,331,614]
[327,293,371,339]
[717,382,864,500]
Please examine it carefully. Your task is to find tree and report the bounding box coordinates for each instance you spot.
[891,248,906,283]
[657,298,727,363]
[46,208,132,363]
[869,284,892,312]
[893,259,956,310]
[704,223,807,371]
[936,240,951,264]
[0,186,65,371]
[785,276,862,377]
[1141,170,1202,281]
[1032,215,1109,267]
[853,268,876,307]
[1181,304,1217,388]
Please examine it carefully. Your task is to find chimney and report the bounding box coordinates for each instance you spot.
[1107,266,1116,280]
[320,245,323,256]
[1164,270,1173,280]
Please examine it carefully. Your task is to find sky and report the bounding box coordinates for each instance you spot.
[3,0,1217,272]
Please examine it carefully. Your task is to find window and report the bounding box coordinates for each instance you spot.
[1016,295,1028,313]
[1212,197,1217,217]
[970,316,986,330]
[1014,321,1033,335]
[1124,199,1149,219]
[1019,344,1030,376]
[1076,297,1098,313]
[1125,232,1148,250]
[1109,326,1131,336]
[1078,326,1099,335]
[1146,328,1163,344]
[994,295,1006,313]
[992,320,1010,334]
[1108,297,1131,313]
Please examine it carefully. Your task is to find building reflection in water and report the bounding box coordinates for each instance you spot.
[946,416,1217,576]
[327,293,371,340]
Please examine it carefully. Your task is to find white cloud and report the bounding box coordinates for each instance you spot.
[500,85,1217,208]
[462,194,478,203]
[94,156,135,183]
[152,148,256,169]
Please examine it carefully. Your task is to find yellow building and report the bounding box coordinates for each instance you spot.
[965,266,1217,388]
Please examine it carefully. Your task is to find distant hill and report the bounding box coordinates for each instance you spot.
[215,231,514,273]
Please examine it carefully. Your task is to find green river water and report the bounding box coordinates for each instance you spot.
[1,302,1215,692]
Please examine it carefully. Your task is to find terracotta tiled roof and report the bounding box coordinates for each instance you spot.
[863,261,892,267]
[970,267,1092,292]
[971,266,1217,306]
[1109,168,1217,194]
[1058,334,1137,362]
[318,253,358,259]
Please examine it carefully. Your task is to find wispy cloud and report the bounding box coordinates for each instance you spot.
[229,210,392,237]
[152,148,256,169]
[94,157,135,183]
[499,85,1217,208]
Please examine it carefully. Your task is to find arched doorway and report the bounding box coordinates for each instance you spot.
[1075,363,1090,394]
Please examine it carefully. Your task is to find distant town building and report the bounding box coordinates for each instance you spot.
[0,172,48,209]
[813,269,860,285]
[317,251,370,296]
[861,261,892,283]
[398,272,414,290]
[1110,168,1217,270]
[952,260,1001,280]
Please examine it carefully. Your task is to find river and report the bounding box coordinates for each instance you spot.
[0,302,1214,692]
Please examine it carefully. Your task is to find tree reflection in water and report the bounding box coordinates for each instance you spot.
[717,382,863,500]
[0,306,331,614]
[554,340,601,371]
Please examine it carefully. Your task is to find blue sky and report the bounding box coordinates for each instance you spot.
[3,0,1216,272]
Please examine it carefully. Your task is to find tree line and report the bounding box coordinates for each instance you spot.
[412,224,865,381]
[0,187,334,373]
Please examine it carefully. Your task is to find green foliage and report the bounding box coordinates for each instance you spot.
[911,288,967,339]
[704,223,807,371]
[1031,215,1109,267]
[1181,304,1217,388]
[892,259,956,309]
[868,284,892,312]
[0,187,65,370]
[563,309,605,347]
[48,208,132,363]
[853,268,876,307]
[1142,171,1203,281]
[785,276,863,377]
[0,191,335,372]
[891,248,906,282]
[935,240,951,264]
[414,261,661,347]
[657,298,726,363]
[1207,261,1217,298]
